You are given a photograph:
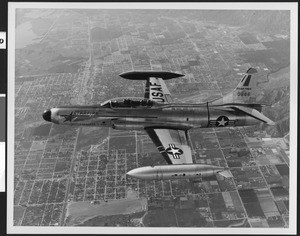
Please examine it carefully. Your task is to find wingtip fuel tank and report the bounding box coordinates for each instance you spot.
[119,71,184,80]
[126,164,228,180]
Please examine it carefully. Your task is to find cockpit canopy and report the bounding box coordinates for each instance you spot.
[101,97,154,108]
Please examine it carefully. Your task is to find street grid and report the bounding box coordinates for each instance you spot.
[14,9,289,227]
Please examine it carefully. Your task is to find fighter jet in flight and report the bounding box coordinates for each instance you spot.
[43,68,274,181]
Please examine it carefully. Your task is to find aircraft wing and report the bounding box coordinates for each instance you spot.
[119,71,185,104]
[145,128,193,164]
[145,77,173,103]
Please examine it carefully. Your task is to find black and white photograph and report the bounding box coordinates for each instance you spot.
[7,2,297,234]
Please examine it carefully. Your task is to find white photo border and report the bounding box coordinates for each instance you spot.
[7,2,297,234]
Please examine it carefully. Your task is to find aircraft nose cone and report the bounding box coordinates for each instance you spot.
[42,109,51,122]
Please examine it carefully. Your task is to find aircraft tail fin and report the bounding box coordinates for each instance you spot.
[211,68,262,105]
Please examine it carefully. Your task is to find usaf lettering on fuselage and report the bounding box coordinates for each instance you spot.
[150,81,165,102]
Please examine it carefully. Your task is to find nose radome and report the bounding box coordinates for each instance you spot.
[42,109,51,122]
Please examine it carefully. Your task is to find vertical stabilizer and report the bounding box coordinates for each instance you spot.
[211,68,261,105]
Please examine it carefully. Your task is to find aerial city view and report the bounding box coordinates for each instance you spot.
[13,8,290,228]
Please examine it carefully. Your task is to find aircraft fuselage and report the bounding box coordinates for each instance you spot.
[43,100,261,130]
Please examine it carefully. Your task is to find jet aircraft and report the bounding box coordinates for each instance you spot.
[43,68,274,181]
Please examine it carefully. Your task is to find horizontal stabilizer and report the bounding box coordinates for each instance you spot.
[231,105,275,125]
[119,71,184,80]
[218,170,233,178]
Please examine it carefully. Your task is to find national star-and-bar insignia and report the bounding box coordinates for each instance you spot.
[165,144,183,159]
[62,112,77,122]
[209,115,235,127]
